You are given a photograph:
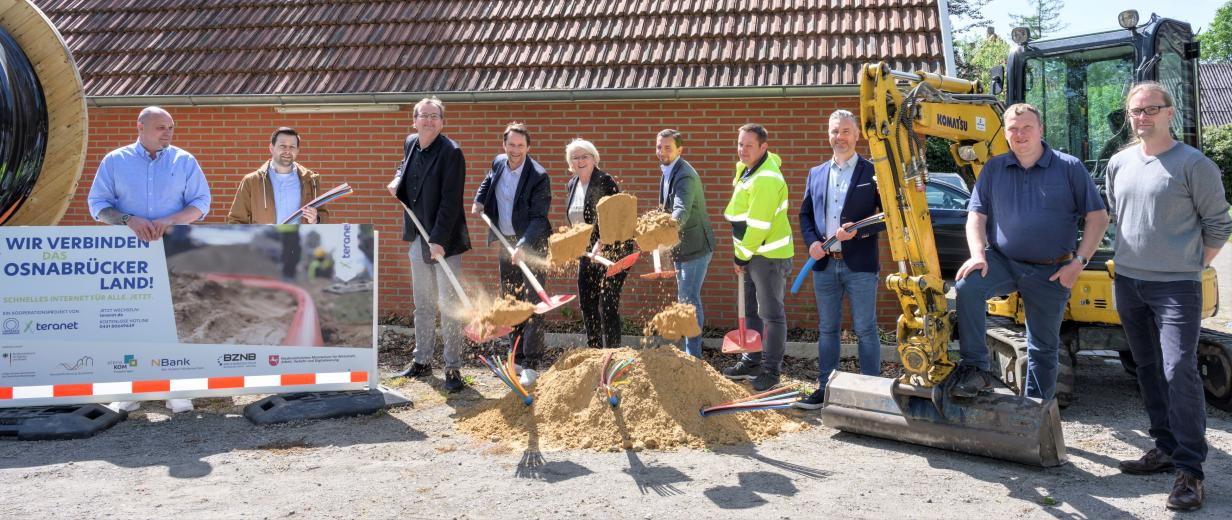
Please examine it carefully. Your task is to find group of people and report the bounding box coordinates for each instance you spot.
[384,99,717,394]
[86,82,1227,510]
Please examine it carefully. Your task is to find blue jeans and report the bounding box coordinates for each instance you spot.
[674,252,712,357]
[954,247,1070,400]
[1116,275,1207,480]
[813,259,879,387]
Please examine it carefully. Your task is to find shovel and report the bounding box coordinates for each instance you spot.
[479,213,576,314]
[397,201,511,343]
[584,241,641,278]
[722,270,763,354]
[638,247,676,280]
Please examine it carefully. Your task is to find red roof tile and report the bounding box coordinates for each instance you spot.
[36,0,946,97]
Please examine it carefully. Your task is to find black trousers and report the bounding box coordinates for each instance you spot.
[499,246,545,369]
[577,256,628,348]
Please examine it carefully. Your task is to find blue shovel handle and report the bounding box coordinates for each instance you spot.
[791,257,816,294]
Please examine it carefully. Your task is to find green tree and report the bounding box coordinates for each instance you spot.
[1202,124,1232,197]
[1009,0,1067,39]
[1199,1,1232,62]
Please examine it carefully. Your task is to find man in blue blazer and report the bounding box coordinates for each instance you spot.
[472,122,552,384]
[795,110,883,409]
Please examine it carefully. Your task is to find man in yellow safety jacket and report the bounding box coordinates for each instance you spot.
[721,123,794,391]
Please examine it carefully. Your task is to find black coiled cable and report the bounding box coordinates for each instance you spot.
[0,25,49,225]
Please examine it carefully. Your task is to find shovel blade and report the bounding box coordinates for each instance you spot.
[606,252,641,277]
[464,324,513,344]
[639,269,677,280]
[821,372,1067,467]
[721,329,762,354]
[533,294,576,314]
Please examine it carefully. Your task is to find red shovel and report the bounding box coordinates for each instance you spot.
[639,247,677,280]
[584,241,641,278]
[722,270,763,354]
[480,213,576,314]
[397,201,511,343]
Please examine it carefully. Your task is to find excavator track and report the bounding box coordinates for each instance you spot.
[984,317,1076,408]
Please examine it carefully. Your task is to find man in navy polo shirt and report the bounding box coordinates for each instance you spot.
[951,103,1109,400]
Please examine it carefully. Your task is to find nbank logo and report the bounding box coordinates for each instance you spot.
[151,358,191,368]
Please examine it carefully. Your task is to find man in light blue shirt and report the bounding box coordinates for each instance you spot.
[88,106,211,242]
[87,106,209,415]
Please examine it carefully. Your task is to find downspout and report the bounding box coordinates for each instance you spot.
[938,0,957,76]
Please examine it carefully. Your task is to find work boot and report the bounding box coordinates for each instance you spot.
[750,371,781,391]
[443,369,465,393]
[395,362,432,378]
[949,365,993,398]
[1119,448,1175,475]
[1167,472,1204,511]
[793,388,826,410]
[722,361,759,381]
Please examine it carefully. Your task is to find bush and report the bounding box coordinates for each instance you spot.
[1202,124,1232,198]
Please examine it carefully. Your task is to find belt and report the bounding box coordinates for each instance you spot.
[829,251,844,260]
[1019,253,1073,266]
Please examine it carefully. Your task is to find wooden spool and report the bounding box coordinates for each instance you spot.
[0,0,87,226]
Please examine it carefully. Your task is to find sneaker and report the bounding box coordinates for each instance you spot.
[1119,448,1176,475]
[519,368,539,387]
[443,369,465,393]
[1167,472,1204,511]
[722,361,759,381]
[107,401,140,413]
[395,362,432,378]
[750,371,781,391]
[167,399,194,413]
[793,388,825,410]
[949,365,994,398]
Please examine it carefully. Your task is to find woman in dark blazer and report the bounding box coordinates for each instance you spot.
[564,138,634,349]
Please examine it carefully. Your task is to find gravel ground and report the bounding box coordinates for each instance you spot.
[1,340,1229,519]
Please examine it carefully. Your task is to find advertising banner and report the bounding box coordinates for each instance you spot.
[0,224,378,407]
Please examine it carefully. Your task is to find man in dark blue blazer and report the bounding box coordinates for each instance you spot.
[472,122,552,384]
[795,110,883,409]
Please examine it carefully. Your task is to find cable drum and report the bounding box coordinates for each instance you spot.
[0,24,49,225]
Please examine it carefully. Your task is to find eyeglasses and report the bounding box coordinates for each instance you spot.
[570,155,592,161]
[1128,105,1170,117]
[415,113,442,121]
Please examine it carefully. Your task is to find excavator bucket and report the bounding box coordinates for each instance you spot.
[822,372,1067,467]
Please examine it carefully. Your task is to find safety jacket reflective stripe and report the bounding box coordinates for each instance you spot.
[723,151,794,260]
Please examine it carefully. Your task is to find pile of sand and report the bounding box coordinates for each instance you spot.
[457,347,805,451]
[546,223,593,266]
[596,193,637,243]
[170,272,295,344]
[468,294,534,339]
[646,303,701,340]
[634,210,680,252]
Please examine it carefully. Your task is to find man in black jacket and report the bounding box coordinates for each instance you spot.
[386,97,470,393]
[472,122,552,384]
[656,129,715,357]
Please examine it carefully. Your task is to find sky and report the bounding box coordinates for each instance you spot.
[952,0,1224,40]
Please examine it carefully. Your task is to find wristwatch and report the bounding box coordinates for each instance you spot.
[1074,254,1089,267]
[120,214,132,225]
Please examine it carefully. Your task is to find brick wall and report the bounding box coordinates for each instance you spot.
[60,97,908,331]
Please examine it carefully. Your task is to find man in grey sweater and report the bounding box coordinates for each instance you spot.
[1108,82,1232,512]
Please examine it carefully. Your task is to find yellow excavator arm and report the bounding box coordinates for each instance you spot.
[857,62,1009,387]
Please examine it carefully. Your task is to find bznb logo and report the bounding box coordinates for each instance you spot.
[217,353,257,366]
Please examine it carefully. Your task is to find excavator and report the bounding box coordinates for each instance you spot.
[822,10,1232,466]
